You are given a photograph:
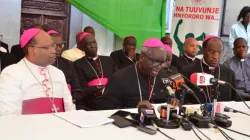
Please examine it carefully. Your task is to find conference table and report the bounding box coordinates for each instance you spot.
[0,102,249,140]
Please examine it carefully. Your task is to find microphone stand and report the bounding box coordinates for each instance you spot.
[166,97,171,121]
[179,89,185,115]
[212,84,220,117]
[155,92,180,129]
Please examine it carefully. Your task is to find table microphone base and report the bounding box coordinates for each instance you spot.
[155,119,180,129]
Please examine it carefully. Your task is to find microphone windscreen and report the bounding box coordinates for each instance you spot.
[204,103,213,112]
[138,105,148,113]
[190,73,198,84]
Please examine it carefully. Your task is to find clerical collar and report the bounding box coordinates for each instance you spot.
[234,56,245,62]
[86,56,98,60]
[24,57,46,69]
[184,54,196,61]
[136,63,153,79]
[202,58,215,70]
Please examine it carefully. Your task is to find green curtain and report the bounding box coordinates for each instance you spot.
[67,0,166,48]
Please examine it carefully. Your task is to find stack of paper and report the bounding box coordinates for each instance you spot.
[54,110,114,128]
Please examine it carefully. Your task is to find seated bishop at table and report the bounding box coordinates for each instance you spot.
[91,38,172,110]
[180,35,238,104]
[73,32,116,110]
[0,28,75,116]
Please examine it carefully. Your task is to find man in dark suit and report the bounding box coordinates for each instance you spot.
[0,41,9,53]
[11,44,24,62]
[0,52,17,71]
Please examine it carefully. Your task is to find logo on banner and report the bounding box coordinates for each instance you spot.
[199,76,205,84]
[192,0,205,5]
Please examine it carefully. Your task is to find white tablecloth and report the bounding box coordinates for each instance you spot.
[0,102,249,140]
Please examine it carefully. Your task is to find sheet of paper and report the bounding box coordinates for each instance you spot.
[54,110,114,128]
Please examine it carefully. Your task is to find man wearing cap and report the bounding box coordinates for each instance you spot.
[61,32,85,62]
[92,38,170,110]
[48,30,85,109]
[73,32,115,110]
[0,28,75,116]
[177,38,200,70]
[180,36,237,104]
[110,36,139,69]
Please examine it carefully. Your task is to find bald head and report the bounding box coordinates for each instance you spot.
[123,36,136,52]
[83,26,95,36]
[161,36,172,47]
[183,38,198,57]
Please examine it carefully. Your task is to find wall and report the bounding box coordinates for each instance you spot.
[69,7,117,56]
[0,0,21,50]
[68,5,83,49]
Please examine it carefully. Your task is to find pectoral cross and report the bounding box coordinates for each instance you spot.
[51,104,59,113]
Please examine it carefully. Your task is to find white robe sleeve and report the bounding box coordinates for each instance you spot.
[0,66,23,116]
[61,72,76,112]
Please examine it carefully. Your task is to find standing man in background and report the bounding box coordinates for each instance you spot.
[229,6,250,54]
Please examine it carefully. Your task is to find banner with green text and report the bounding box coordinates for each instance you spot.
[171,0,224,56]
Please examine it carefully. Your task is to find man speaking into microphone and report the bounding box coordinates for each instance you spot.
[92,38,173,110]
[180,36,238,104]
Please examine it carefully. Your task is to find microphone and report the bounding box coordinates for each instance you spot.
[224,106,250,117]
[169,73,194,94]
[161,78,175,97]
[138,105,176,139]
[190,73,226,86]
[157,105,178,120]
[138,105,158,124]
[190,73,225,116]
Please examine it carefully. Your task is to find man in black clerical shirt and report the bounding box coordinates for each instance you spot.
[180,36,237,104]
[48,30,84,110]
[110,36,139,69]
[73,32,115,110]
[93,38,170,110]
[161,36,179,71]
[178,38,200,71]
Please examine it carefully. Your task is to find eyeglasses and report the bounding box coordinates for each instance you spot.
[142,53,166,67]
[35,44,56,50]
[54,43,65,49]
